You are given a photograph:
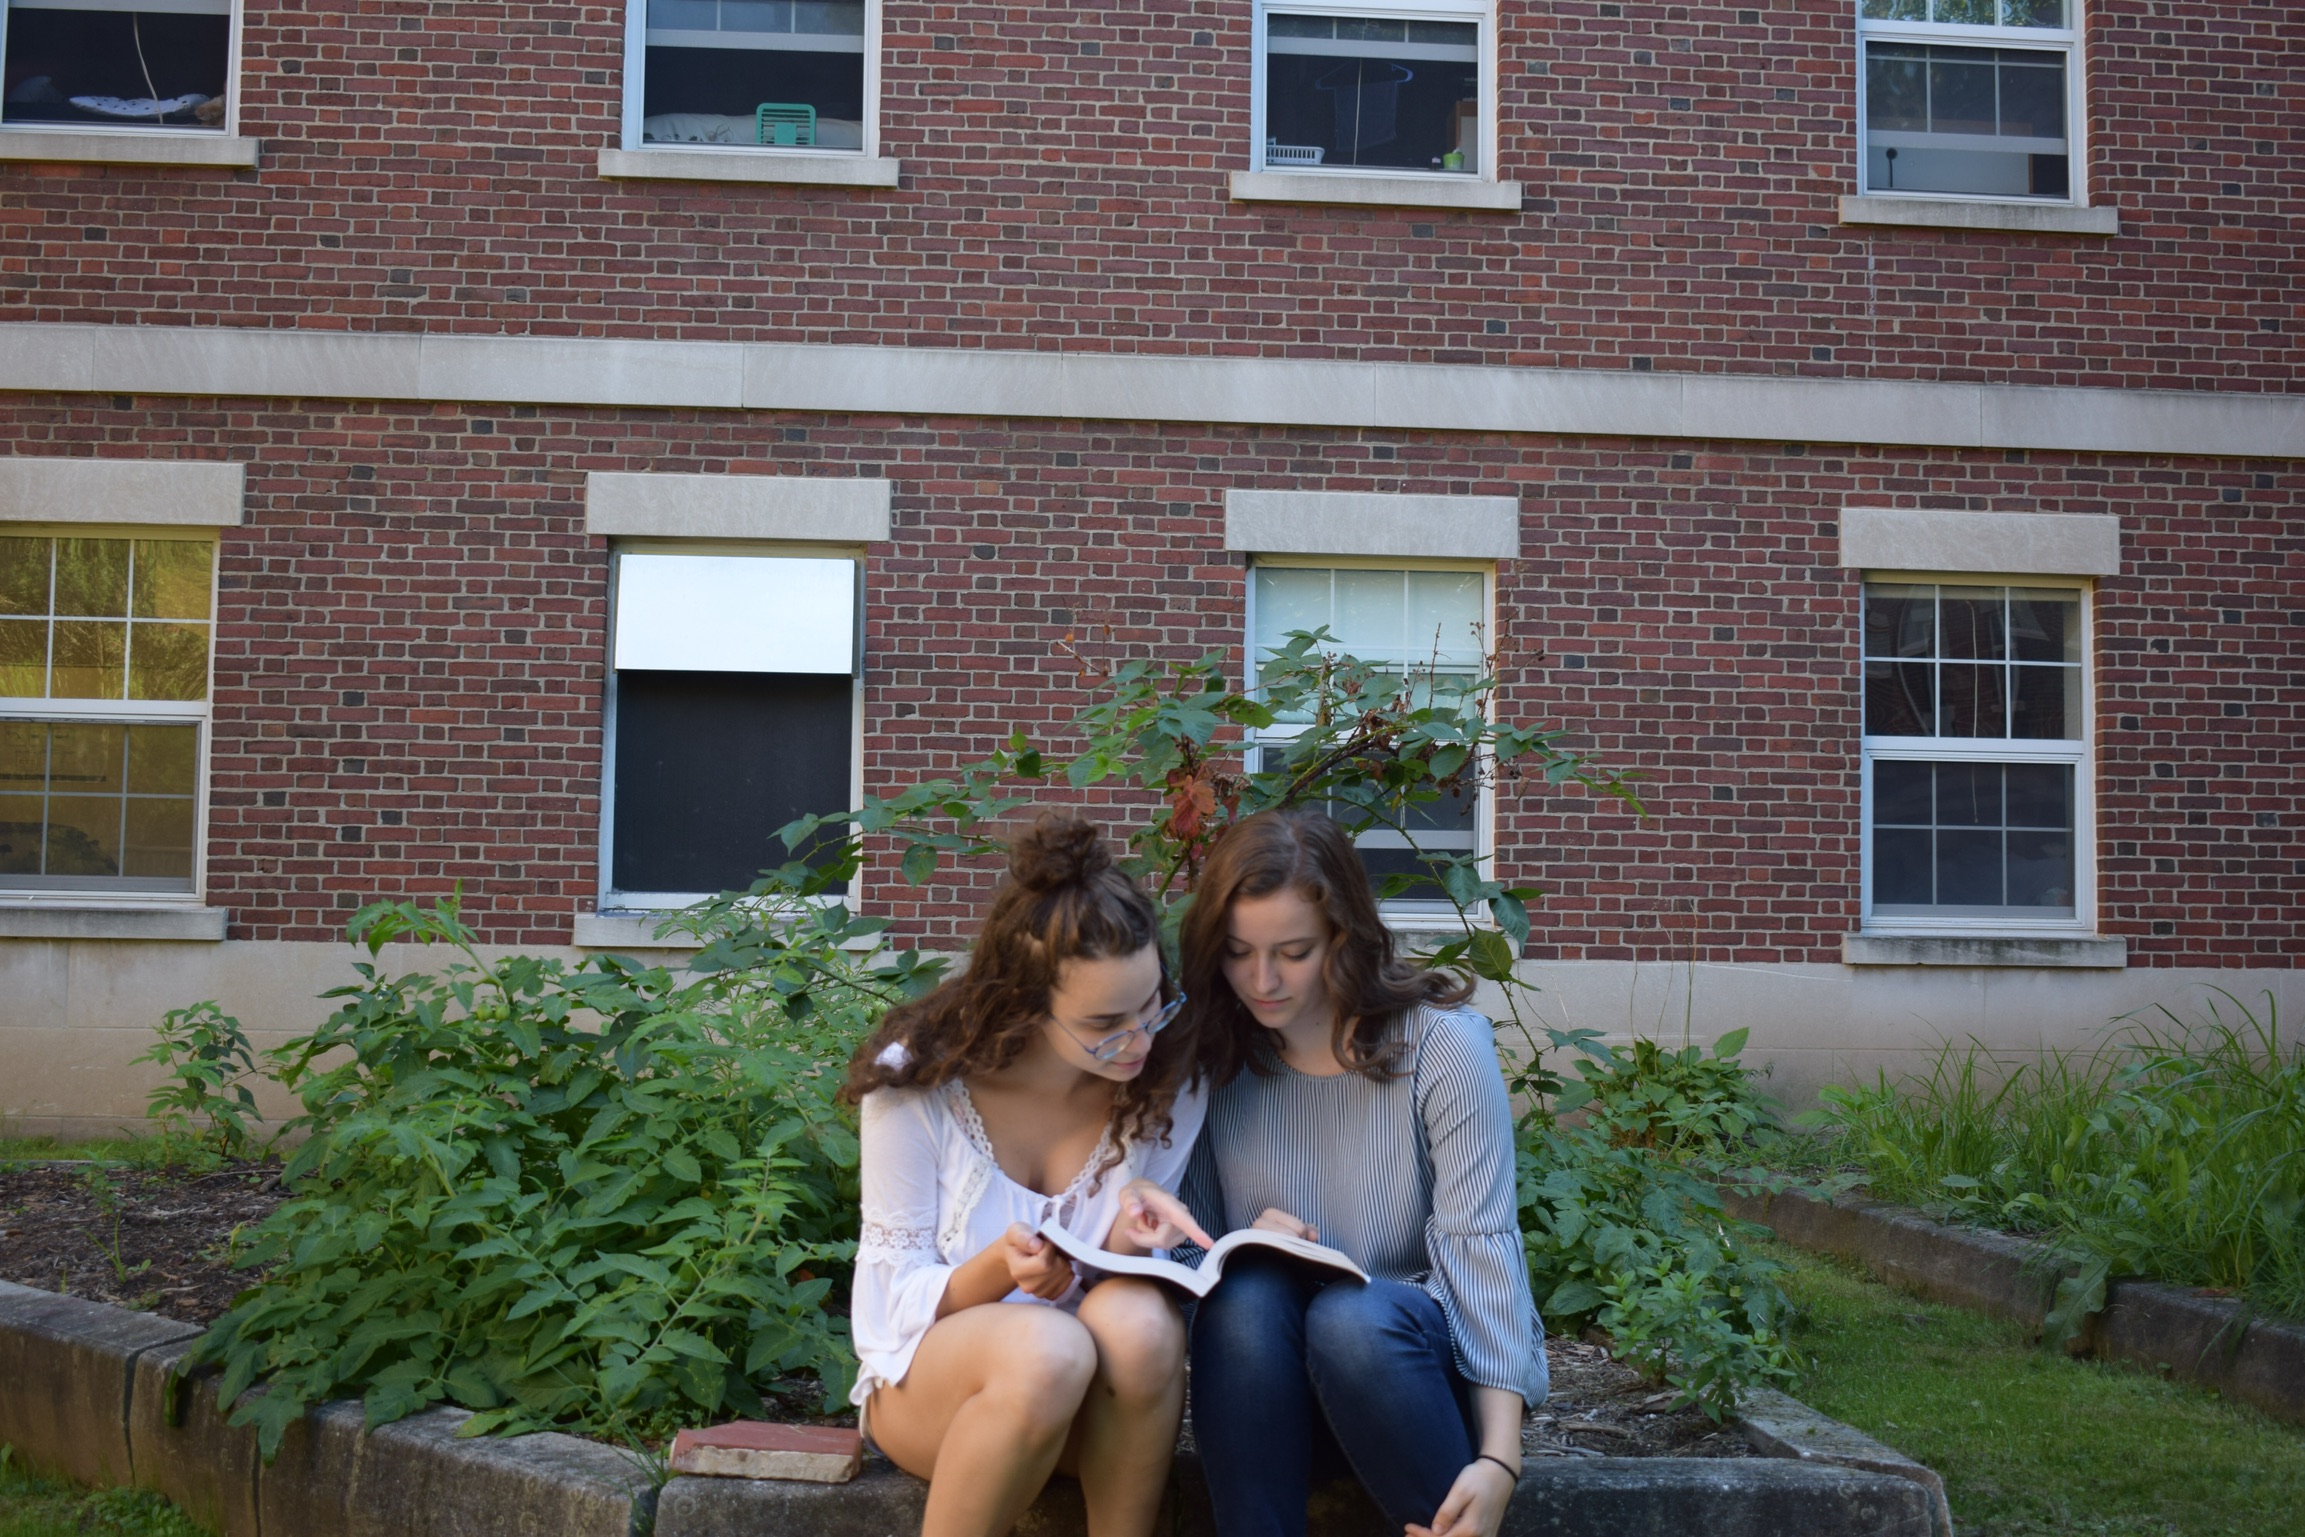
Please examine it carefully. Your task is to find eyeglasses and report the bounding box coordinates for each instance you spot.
[1058,993,1187,1063]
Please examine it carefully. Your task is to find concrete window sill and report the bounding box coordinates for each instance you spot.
[1843,934,2128,969]
[0,130,260,168]
[570,913,700,949]
[1838,195,2119,236]
[1229,170,1523,212]
[596,148,901,188]
[0,905,226,941]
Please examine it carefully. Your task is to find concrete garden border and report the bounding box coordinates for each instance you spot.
[1725,1185,2305,1428]
[1,1278,1945,1537]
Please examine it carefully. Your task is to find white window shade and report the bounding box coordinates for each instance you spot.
[613,553,855,674]
[1254,566,1485,671]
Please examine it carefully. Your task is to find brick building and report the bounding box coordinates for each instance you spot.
[0,0,2297,1134]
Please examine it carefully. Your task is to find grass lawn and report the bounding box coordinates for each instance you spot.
[0,1454,208,1537]
[1776,1241,2305,1537]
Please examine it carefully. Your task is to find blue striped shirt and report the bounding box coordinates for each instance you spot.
[1180,1005,1548,1403]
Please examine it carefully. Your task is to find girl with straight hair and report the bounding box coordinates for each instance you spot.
[845,812,1215,1537]
[1177,808,1544,1537]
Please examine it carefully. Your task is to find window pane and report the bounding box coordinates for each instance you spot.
[1332,569,1407,659]
[1263,11,1483,173]
[0,720,44,793]
[128,622,210,702]
[0,537,48,615]
[0,794,40,876]
[1931,0,1995,24]
[132,540,214,620]
[122,796,196,880]
[1936,588,2005,659]
[2007,589,2079,662]
[43,798,120,877]
[611,670,853,896]
[1937,661,2005,737]
[1874,759,1934,824]
[1861,0,1926,17]
[50,620,127,699]
[49,723,126,797]
[53,539,130,618]
[1864,44,1929,133]
[1936,829,2004,906]
[0,7,231,131]
[2001,0,2066,27]
[2010,663,2078,739]
[1862,583,1935,658]
[2005,828,2074,907]
[2003,763,2070,827]
[1873,827,1933,905]
[614,554,855,674]
[1254,567,1333,659]
[1865,660,1935,736]
[1997,54,2065,139]
[0,618,45,697]
[1403,569,1487,670]
[126,724,199,796]
[642,0,867,150]
[1935,761,2000,825]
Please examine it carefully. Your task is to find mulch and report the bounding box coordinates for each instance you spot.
[0,1158,284,1325]
[0,1160,1752,1459]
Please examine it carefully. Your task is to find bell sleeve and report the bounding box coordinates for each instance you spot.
[1416,1009,1548,1404]
[849,1087,958,1405]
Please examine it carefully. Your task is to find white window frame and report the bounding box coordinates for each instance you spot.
[597,539,866,916]
[1858,573,2095,937]
[0,0,245,140]
[619,0,881,159]
[1855,1,2086,206]
[1249,0,1498,185]
[0,523,218,907]
[1243,554,1496,929]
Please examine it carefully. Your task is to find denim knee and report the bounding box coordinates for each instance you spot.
[1192,1252,1309,1358]
[1302,1279,1449,1381]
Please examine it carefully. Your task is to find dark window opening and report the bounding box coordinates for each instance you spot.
[2,7,230,130]
[610,670,853,898]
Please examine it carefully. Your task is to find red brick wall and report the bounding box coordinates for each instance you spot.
[2,1,2298,389]
[3,400,2295,963]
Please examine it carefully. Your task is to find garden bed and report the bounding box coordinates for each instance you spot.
[0,1158,281,1323]
[0,1161,1746,1462]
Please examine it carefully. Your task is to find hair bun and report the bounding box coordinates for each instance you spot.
[1008,811,1113,893]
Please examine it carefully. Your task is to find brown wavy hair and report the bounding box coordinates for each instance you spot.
[842,812,1197,1161]
[1181,809,1473,1084]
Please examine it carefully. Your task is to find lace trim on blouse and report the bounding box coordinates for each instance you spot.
[943,1080,1123,1243]
[856,1219,939,1268]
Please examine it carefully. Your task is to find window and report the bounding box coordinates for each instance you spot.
[1861,581,2090,930]
[625,0,871,152]
[1248,561,1489,913]
[0,0,233,132]
[602,550,860,908]
[1253,2,1488,177]
[1857,1,2080,202]
[0,532,213,897]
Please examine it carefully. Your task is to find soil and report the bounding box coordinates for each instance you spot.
[0,1161,1753,1460]
[0,1158,284,1324]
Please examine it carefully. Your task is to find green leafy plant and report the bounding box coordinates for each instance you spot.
[77,1165,150,1288]
[1552,1027,1777,1159]
[1806,989,2305,1336]
[188,871,930,1457]
[791,626,1641,1101]
[133,1000,264,1161]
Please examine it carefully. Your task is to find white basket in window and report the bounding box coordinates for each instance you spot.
[1265,140,1325,166]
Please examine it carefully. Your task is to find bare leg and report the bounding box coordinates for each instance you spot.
[869,1304,1099,1537]
[1057,1278,1189,1537]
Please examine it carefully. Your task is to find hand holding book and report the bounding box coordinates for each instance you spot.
[1037,1218,1369,1300]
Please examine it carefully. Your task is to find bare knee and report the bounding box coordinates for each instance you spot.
[1078,1279,1187,1400]
[981,1309,1099,1434]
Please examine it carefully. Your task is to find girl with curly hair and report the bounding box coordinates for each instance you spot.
[1176,809,1544,1537]
[844,811,1213,1537]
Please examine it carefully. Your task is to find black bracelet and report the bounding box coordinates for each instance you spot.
[1475,1453,1521,1482]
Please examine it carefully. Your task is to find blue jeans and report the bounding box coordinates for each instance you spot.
[1190,1253,1477,1537]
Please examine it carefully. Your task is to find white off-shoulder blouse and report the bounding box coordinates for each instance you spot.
[849,1075,1209,1406]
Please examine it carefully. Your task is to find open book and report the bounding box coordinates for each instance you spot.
[1037,1220,1368,1299]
